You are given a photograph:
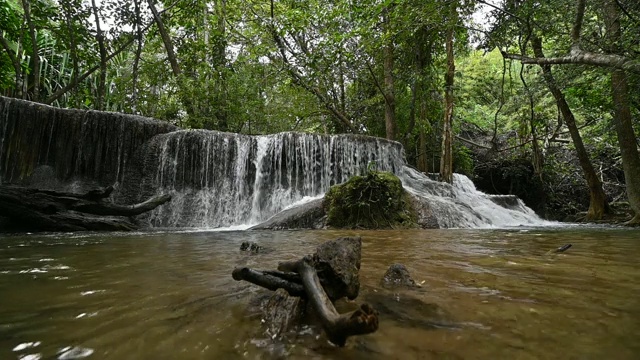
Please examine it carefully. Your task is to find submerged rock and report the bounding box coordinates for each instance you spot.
[263,288,306,338]
[362,291,456,330]
[240,241,273,254]
[381,264,420,289]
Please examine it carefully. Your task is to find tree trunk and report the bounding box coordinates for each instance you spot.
[21,0,39,101]
[62,2,80,108]
[0,33,22,97]
[132,0,143,113]
[439,22,455,184]
[383,6,396,141]
[604,0,640,224]
[213,0,228,131]
[532,37,611,220]
[91,0,107,110]
[147,0,181,78]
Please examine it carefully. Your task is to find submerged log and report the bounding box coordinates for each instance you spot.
[296,256,378,346]
[232,237,378,346]
[0,185,171,231]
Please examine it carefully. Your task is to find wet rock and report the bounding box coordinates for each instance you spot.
[324,171,419,229]
[250,198,326,230]
[381,264,420,289]
[263,288,306,337]
[312,236,362,301]
[407,194,440,229]
[363,291,456,331]
[240,241,272,254]
[488,195,521,209]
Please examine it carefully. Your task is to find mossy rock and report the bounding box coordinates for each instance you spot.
[323,171,419,229]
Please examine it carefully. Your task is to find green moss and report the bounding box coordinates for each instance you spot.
[324,170,418,229]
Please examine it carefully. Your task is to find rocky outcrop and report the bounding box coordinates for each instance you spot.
[0,96,177,191]
[323,171,419,229]
[249,198,326,230]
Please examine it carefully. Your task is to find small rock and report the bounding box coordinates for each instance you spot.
[240,241,266,253]
[381,264,420,289]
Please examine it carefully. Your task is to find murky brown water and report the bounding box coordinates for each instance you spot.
[1,227,639,359]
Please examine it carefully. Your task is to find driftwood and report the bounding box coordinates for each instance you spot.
[232,237,378,346]
[0,185,171,231]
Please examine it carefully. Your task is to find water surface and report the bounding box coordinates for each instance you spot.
[1,228,639,359]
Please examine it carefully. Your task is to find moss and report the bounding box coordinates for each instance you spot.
[323,170,418,229]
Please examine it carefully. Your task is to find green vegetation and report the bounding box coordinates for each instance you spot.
[0,0,638,222]
[324,171,418,229]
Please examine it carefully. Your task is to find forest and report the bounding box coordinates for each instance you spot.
[1,0,639,223]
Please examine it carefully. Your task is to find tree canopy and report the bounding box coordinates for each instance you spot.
[1,0,638,222]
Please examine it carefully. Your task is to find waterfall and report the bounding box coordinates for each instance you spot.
[126,130,405,228]
[126,130,547,229]
[0,96,548,229]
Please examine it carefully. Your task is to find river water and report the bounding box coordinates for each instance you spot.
[1,227,639,359]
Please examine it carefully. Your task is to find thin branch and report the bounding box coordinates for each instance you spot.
[500,50,640,73]
[571,0,586,47]
[364,59,390,106]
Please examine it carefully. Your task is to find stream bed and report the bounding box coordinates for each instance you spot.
[1,227,639,359]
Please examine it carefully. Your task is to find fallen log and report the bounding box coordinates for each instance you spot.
[296,256,378,346]
[0,184,171,231]
[232,237,379,346]
[231,268,305,297]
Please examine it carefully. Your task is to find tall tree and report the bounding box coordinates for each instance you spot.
[603,0,640,224]
[499,0,640,223]
[440,1,456,184]
[383,4,396,141]
[90,0,107,110]
[532,36,611,220]
[21,0,39,101]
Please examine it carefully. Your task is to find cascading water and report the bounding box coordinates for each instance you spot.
[0,97,549,229]
[129,130,405,228]
[400,166,548,228]
[128,129,547,229]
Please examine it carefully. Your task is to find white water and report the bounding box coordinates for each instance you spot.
[400,167,549,228]
[135,130,548,229]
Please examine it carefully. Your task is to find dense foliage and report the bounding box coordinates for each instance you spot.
[1,0,638,221]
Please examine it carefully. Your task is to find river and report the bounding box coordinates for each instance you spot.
[1,227,639,359]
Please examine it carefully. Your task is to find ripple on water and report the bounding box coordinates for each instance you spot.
[57,346,94,359]
[80,290,106,296]
[13,341,41,351]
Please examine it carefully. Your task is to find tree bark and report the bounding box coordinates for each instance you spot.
[21,0,40,101]
[383,5,396,141]
[232,267,306,296]
[296,258,378,346]
[147,0,181,78]
[132,0,144,113]
[62,1,80,108]
[532,37,611,220]
[439,18,455,184]
[91,0,107,110]
[604,0,640,224]
[213,0,228,131]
